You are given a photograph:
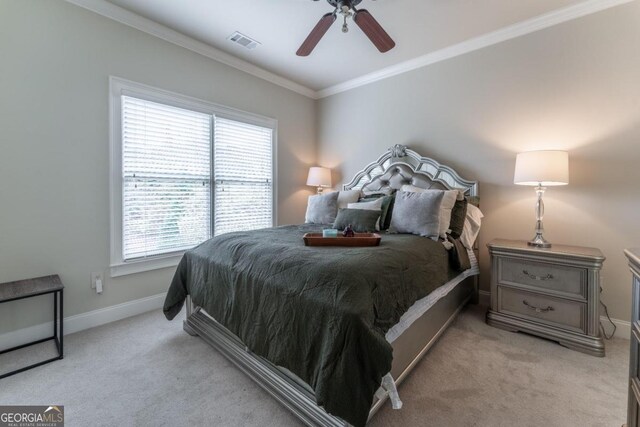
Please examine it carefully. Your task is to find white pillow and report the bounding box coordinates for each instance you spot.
[347,198,383,231]
[337,190,361,209]
[401,185,458,238]
[460,203,484,250]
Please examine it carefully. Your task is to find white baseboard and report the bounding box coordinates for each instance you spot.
[1,288,629,353]
[0,292,167,351]
[477,290,629,340]
[602,316,630,340]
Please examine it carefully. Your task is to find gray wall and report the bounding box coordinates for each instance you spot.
[0,1,316,334]
[318,2,640,322]
[1,0,638,337]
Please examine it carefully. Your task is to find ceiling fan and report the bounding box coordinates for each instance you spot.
[297,0,395,56]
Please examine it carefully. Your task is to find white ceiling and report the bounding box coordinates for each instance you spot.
[105,0,584,91]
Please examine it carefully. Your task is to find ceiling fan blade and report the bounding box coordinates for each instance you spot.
[297,13,337,57]
[353,9,395,53]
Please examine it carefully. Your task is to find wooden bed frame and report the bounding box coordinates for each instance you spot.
[182,144,479,426]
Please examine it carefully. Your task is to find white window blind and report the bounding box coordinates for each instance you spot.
[214,117,273,236]
[122,96,212,260]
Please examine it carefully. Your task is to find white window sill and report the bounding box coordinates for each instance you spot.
[110,253,183,277]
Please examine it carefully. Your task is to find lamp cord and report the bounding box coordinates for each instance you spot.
[599,286,616,340]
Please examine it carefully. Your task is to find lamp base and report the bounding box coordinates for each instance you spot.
[527,185,552,248]
[527,234,551,248]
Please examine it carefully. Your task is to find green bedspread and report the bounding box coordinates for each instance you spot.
[164,224,459,426]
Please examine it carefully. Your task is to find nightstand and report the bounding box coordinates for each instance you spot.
[486,239,605,357]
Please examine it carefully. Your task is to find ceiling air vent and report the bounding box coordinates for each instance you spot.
[227,32,261,51]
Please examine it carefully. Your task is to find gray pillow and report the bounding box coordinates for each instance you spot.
[390,190,444,240]
[333,208,381,233]
[401,185,459,238]
[305,191,339,224]
[347,198,384,230]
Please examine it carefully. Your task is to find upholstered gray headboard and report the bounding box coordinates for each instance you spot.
[343,144,478,197]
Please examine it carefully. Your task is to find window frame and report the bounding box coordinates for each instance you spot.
[109,76,278,277]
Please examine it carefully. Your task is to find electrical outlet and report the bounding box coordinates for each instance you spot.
[90,272,102,289]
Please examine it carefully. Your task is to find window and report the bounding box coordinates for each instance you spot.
[122,96,212,261]
[110,77,276,277]
[214,117,273,236]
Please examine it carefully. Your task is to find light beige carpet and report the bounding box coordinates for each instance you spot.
[0,304,628,427]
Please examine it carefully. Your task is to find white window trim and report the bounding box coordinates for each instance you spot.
[109,76,278,277]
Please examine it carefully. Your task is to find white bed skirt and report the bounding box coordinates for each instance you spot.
[385,250,478,343]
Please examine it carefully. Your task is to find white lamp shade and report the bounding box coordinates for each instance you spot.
[307,167,331,188]
[514,150,569,186]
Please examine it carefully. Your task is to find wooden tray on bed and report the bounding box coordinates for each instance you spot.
[303,232,381,247]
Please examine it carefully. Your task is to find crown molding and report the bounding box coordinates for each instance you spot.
[65,0,632,101]
[64,0,318,99]
[316,0,634,98]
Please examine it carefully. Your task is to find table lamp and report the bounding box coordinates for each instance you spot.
[514,150,569,248]
[307,167,331,194]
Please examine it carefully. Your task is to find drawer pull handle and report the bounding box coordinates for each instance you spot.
[522,270,554,281]
[522,300,554,313]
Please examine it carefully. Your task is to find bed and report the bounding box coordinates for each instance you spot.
[164,144,479,426]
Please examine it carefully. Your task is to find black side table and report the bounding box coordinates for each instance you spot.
[0,275,64,379]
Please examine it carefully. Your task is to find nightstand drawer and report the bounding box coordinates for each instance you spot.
[499,258,587,300]
[498,286,587,333]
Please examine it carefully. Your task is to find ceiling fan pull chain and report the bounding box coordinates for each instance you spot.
[342,14,349,33]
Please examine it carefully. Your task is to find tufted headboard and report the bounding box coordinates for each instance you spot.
[343,144,478,197]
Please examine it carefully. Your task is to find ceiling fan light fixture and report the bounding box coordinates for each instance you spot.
[296,0,394,56]
[341,13,350,33]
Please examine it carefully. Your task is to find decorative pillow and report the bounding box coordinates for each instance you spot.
[305,191,339,224]
[333,208,381,233]
[448,198,468,239]
[360,194,394,230]
[467,195,480,207]
[460,203,484,250]
[383,194,396,230]
[348,198,384,230]
[363,188,393,196]
[361,192,386,198]
[390,190,444,240]
[400,185,458,238]
[337,190,361,209]
[449,237,472,271]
